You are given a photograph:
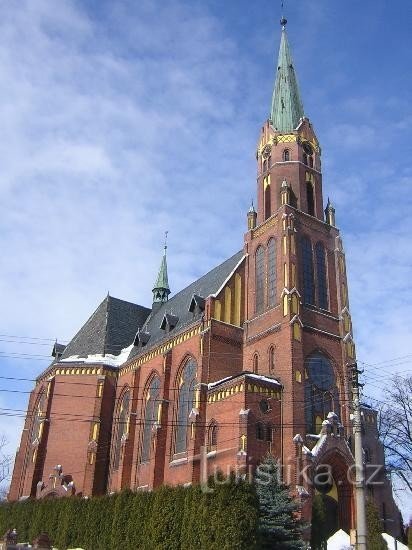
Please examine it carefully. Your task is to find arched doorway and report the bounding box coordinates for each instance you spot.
[313,451,353,535]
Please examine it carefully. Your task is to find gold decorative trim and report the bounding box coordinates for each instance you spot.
[208,379,281,403]
[41,366,116,382]
[120,324,203,377]
[252,215,278,239]
[275,134,297,144]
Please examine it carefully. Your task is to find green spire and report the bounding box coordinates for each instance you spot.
[270,18,304,133]
[152,234,170,304]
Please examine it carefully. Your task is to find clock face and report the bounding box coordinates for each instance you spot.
[302,141,313,156]
[262,144,271,159]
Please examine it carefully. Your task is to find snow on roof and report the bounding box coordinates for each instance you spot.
[382,533,408,550]
[246,373,281,386]
[327,529,351,550]
[207,372,281,390]
[60,343,134,368]
[207,376,233,389]
[311,433,327,456]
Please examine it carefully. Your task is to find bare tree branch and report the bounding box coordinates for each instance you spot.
[377,375,412,495]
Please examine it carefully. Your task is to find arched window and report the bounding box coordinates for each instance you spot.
[306,181,315,216]
[253,353,259,374]
[315,242,328,309]
[303,153,308,165]
[255,246,265,314]
[308,156,313,168]
[267,238,277,308]
[175,358,197,454]
[256,422,265,441]
[283,149,290,162]
[304,353,340,433]
[262,156,271,172]
[113,389,130,470]
[301,237,314,306]
[207,422,218,452]
[32,390,46,443]
[264,184,271,220]
[140,376,161,463]
[269,346,275,373]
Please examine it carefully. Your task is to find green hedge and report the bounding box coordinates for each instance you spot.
[0,480,258,550]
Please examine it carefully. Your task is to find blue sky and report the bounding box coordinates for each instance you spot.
[0,0,411,515]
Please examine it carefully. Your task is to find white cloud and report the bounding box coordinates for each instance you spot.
[0,1,254,466]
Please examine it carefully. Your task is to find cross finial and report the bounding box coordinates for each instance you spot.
[164,230,168,253]
[280,0,287,29]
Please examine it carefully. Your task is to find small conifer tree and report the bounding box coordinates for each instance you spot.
[366,500,386,550]
[255,454,304,549]
[310,494,328,549]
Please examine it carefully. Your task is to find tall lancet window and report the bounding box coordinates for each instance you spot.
[265,184,271,220]
[315,242,328,310]
[267,238,277,307]
[255,246,265,314]
[306,182,315,216]
[113,389,130,470]
[141,376,161,463]
[175,358,197,454]
[32,389,46,443]
[301,237,314,306]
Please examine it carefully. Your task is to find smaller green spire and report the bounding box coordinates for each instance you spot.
[270,18,304,133]
[152,233,170,304]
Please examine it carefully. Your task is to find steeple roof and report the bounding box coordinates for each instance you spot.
[152,244,170,303]
[270,19,304,133]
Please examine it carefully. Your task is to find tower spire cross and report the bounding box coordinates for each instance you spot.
[280,0,287,29]
[164,230,168,252]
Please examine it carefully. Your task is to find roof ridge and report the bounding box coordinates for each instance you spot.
[103,293,111,357]
[107,295,151,310]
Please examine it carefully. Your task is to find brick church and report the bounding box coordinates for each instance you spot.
[9,18,401,538]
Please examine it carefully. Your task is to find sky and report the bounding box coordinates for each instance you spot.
[0,0,411,517]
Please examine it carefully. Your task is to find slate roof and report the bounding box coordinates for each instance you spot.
[128,250,244,360]
[56,250,244,367]
[61,295,151,360]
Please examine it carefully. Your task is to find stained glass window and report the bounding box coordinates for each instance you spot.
[141,376,161,463]
[175,359,197,454]
[267,238,277,308]
[113,390,130,470]
[304,353,340,433]
[32,390,46,443]
[255,246,265,313]
[316,242,328,309]
[301,237,314,306]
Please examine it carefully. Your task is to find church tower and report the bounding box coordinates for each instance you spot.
[243,17,356,528]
